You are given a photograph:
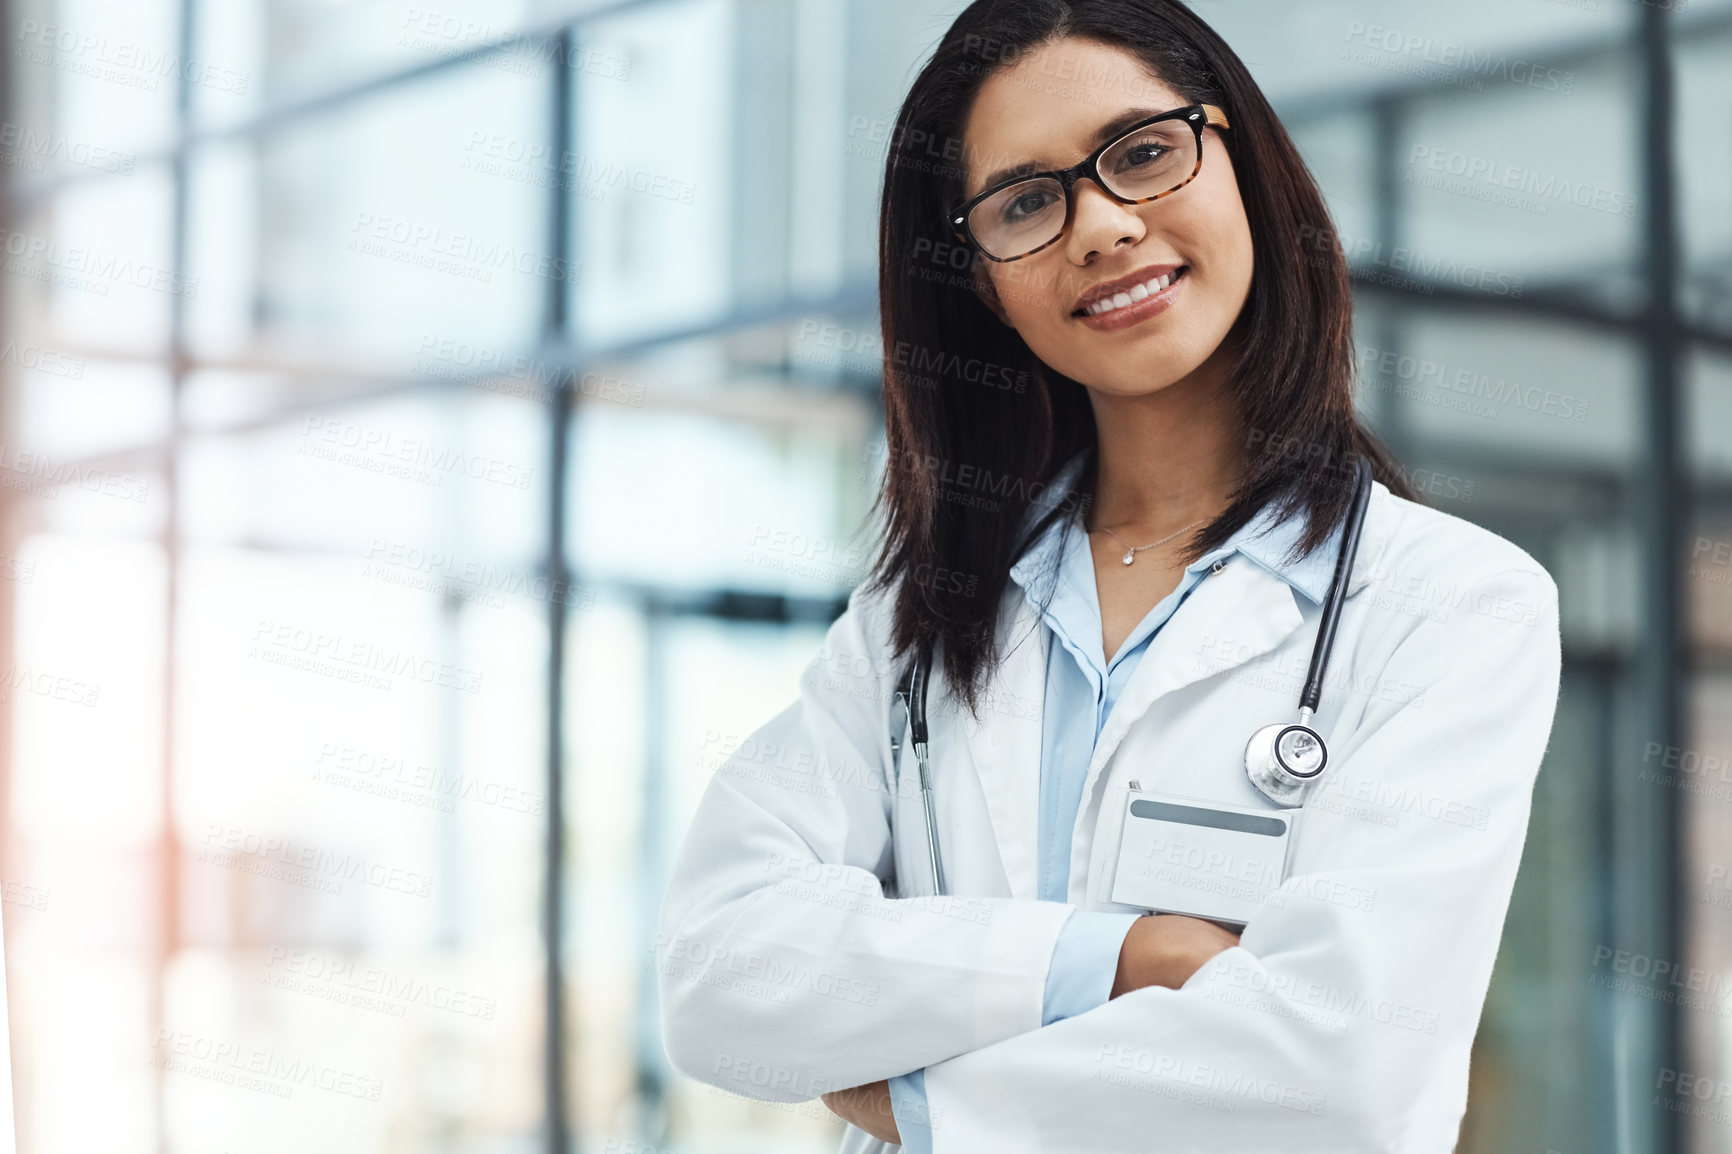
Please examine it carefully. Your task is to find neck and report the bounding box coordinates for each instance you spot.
[1084,352,1245,536]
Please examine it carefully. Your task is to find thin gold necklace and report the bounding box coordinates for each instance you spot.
[1089,518,1208,566]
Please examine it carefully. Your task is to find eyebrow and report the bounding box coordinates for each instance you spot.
[971,106,1178,196]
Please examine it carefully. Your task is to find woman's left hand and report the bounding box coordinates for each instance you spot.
[821,1079,901,1144]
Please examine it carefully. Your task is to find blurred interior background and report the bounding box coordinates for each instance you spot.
[0,0,1730,1150]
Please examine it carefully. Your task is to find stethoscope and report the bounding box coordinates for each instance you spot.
[889,457,1373,897]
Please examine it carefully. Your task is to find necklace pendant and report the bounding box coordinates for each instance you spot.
[1122,550,1136,566]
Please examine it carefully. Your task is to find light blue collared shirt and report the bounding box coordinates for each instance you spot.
[888,453,1343,1153]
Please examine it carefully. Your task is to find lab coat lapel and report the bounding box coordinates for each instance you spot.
[1077,482,1397,807]
[958,587,1048,901]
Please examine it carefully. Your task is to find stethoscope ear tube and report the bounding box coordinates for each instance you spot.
[1299,456,1374,714]
[902,641,945,896]
[907,640,931,753]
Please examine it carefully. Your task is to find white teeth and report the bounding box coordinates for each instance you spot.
[1086,269,1183,316]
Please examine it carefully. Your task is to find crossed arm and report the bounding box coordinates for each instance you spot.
[820,913,1244,1143]
[655,598,1247,1144]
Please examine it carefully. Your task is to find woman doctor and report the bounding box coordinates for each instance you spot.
[657,1,1563,1150]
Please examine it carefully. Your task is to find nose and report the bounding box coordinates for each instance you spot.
[1064,177,1146,261]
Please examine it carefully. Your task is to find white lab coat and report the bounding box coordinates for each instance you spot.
[656,480,1562,1153]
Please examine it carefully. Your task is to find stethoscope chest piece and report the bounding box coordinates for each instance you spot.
[1244,720,1328,807]
[1239,455,1374,810]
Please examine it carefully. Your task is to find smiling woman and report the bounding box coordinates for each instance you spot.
[657,2,1562,1152]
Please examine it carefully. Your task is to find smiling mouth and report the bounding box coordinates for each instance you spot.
[1073,266,1191,318]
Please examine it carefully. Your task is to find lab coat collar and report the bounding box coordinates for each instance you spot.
[968,451,1396,900]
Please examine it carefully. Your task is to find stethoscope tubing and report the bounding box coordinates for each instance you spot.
[907,645,946,895]
[1299,457,1373,714]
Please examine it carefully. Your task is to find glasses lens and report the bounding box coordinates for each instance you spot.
[1098,120,1200,200]
[967,176,1067,261]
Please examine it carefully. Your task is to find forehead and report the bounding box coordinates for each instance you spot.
[960,38,1183,196]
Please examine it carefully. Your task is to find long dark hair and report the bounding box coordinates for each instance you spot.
[861,0,1416,718]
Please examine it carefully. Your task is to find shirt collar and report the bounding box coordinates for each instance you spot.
[1008,451,1343,607]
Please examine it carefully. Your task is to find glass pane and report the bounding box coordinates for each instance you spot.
[39,161,177,356]
[1399,51,1640,302]
[568,381,873,596]
[1688,347,1732,480]
[1684,343,1732,1154]
[164,393,548,1149]
[16,360,171,462]
[570,610,836,1152]
[186,0,263,132]
[252,0,629,111]
[1676,22,1732,333]
[10,0,180,156]
[7,534,166,1151]
[1366,307,1639,465]
[183,143,261,360]
[254,64,549,361]
[573,0,729,348]
[1288,109,1377,255]
[1196,0,1633,103]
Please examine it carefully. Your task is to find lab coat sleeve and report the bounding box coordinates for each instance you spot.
[893,910,1141,1154]
[919,565,1562,1153]
[656,581,1078,1102]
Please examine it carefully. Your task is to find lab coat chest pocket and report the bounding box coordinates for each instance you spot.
[1087,680,1308,907]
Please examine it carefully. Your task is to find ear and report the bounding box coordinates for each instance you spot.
[970,258,1014,328]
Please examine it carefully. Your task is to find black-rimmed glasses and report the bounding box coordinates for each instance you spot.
[947,103,1232,263]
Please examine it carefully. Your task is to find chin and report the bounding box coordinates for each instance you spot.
[1076,369,1186,397]
[1101,344,1216,391]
